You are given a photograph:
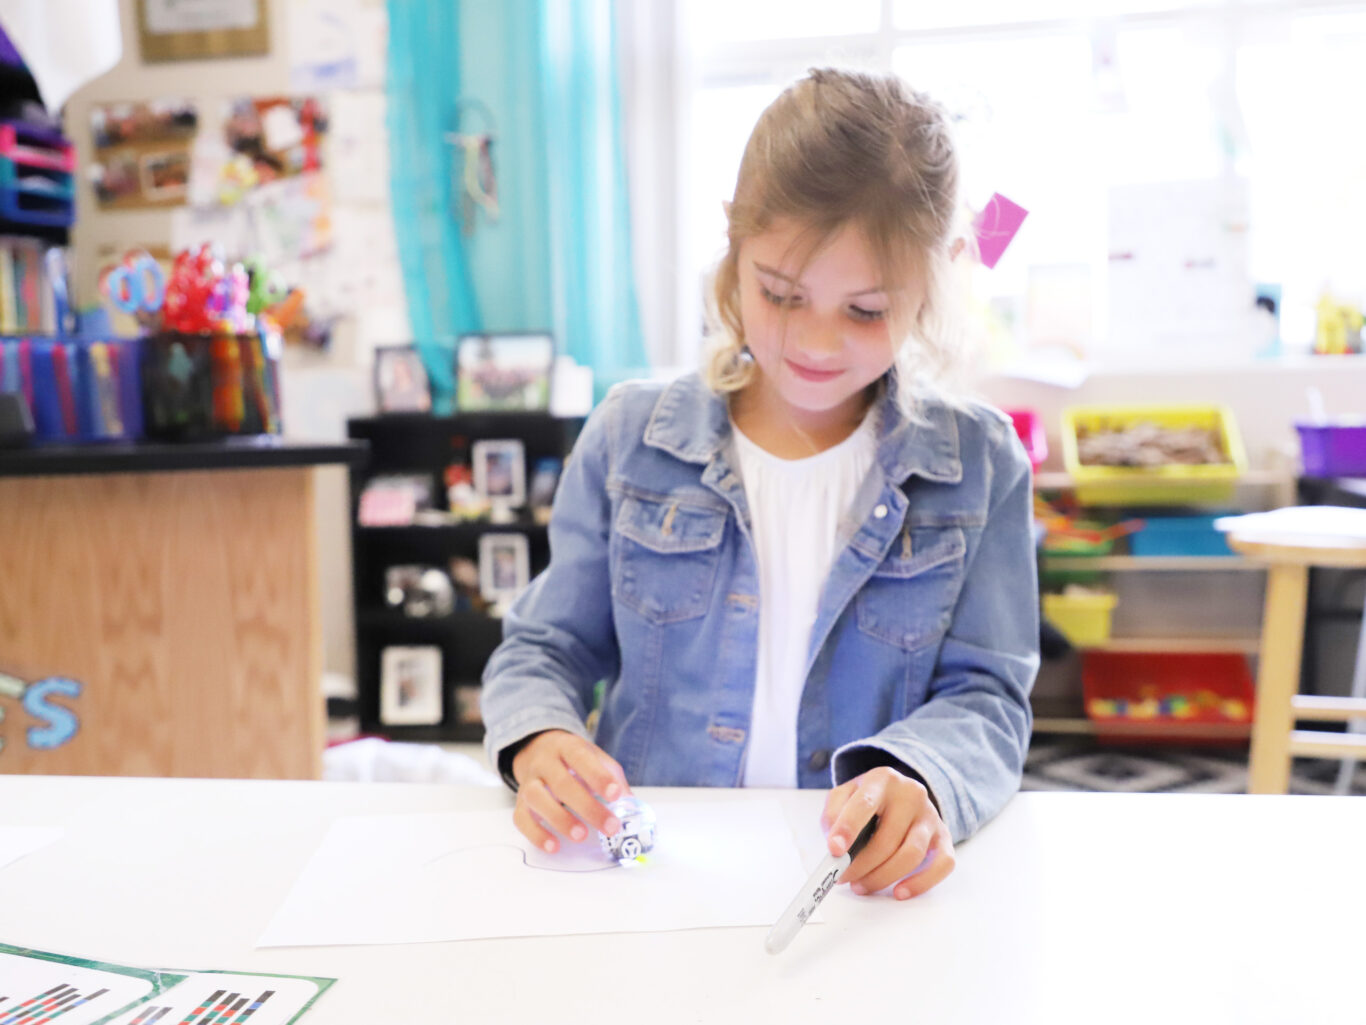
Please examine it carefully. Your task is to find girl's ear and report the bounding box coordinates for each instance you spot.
[722,200,733,220]
[949,236,966,261]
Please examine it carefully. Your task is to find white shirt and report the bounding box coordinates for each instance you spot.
[732,411,879,787]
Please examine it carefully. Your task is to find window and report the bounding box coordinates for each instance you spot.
[678,1,1366,370]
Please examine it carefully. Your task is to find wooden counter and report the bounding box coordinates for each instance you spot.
[0,437,365,779]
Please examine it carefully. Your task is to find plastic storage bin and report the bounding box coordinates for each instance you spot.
[1296,421,1366,478]
[1061,404,1247,506]
[1042,590,1117,648]
[1083,651,1254,740]
[1005,408,1048,472]
[1128,515,1236,557]
[1040,524,1115,586]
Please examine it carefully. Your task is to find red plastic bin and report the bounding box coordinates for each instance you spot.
[1082,651,1254,744]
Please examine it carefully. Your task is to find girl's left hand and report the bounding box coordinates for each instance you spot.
[821,765,956,900]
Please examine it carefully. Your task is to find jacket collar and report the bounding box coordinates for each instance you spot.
[642,371,962,486]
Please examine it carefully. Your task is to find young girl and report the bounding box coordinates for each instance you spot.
[481,68,1038,901]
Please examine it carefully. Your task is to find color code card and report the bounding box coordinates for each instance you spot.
[0,949,157,1025]
[101,974,326,1025]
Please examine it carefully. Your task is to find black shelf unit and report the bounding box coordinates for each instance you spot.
[347,412,583,742]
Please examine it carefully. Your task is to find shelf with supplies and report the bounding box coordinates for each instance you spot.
[1028,407,1289,744]
[348,411,583,743]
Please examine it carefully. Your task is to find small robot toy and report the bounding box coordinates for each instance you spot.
[598,795,657,865]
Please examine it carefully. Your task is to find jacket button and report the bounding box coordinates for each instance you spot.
[808,749,831,772]
[873,504,888,518]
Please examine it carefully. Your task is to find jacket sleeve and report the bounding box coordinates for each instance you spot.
[831,424,1039,844]
[480,390,622,780]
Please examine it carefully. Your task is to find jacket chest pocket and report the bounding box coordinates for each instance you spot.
[614,495,728,624]
[856,525,967,651]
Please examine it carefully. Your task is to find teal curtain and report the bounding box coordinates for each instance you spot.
[538,0,646,398]
[386,1,482,413]
[388,0,646,411]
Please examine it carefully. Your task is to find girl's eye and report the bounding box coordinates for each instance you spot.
[758,283,801,308]
[849,305,886,323]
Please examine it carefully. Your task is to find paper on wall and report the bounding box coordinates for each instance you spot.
[330,92,390,204]
[288,0,363,91]
[1105,178,1255,358]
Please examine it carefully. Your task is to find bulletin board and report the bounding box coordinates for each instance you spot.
[137,0,271,63]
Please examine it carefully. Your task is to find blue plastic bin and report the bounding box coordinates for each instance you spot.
[1128,514,1236,557]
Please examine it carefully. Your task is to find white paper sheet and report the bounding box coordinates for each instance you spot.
[0,825,61,872]
[258,799,811,947]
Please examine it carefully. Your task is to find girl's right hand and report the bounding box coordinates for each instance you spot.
[510,729,632,853]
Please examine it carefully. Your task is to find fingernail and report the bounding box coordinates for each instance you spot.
[851,883,867,896]
[570,825,587,842]
[605,782,621,801]
[603,816,620,835]
[830,834,848,855]
[543,839,557,853]
[895,886,910,900]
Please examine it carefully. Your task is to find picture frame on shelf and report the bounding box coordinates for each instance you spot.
[471,438,526,509]
[374,345,432,414]
[379,645,443,726]
[455,332,554,412]
[478,532,530,603]
[357,473,434,527]
[384,565,455,618]
[454,684,483,728]
[527,456,562,525]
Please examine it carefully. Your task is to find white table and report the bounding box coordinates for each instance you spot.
[2,776,1363,1024]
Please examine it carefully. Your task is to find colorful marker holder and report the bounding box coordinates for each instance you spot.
[141,324,282,441]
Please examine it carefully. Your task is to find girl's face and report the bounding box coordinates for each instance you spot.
[737,218,922,436]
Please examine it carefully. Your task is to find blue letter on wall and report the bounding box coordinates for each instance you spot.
[23,677,81,750]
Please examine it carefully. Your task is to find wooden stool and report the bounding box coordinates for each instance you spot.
[1226,520,1366,794]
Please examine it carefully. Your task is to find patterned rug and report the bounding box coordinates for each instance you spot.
[1023,737,1366,796]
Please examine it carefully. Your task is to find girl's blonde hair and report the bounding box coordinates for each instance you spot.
[703,67,967,398]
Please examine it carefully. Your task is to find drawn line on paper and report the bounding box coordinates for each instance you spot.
[422,844,616,874]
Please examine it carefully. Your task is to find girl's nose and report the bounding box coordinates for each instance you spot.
[796,321,842,361]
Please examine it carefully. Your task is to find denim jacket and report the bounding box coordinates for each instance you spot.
[481,371,1039,843]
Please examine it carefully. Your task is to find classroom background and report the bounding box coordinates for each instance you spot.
[0,0,1364,793]
[3,2,1366,1020]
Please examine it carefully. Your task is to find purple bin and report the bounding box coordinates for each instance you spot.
[1296,421,1366,477]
